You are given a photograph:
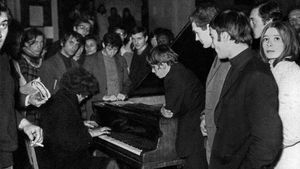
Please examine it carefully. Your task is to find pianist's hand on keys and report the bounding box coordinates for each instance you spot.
[88,127,111,137]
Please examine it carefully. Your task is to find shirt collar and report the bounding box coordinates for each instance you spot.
[229,47,253,70]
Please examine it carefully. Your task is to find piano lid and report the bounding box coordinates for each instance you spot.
[129,72,164,97]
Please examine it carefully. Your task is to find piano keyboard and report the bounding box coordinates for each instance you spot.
[98,135,143,156]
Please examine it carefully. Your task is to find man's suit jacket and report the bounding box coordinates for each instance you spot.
[39,52,78,94]
[164,63,205,157]
[0,53,20,152]
[210,48,282,169]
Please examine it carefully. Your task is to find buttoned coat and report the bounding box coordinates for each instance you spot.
[210,49,282,169]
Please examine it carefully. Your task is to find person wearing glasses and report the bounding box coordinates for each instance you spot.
[147,45,207,169]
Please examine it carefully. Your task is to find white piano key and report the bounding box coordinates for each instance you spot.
[98,135,142,155]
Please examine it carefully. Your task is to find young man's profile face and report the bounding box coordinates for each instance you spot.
[192,22,212,48]
[61,36,80,57]
[209,27,229,59]
[132,32,148,52]
[250,7,266,39]
[0,12,8,49]
[151,63,169,79]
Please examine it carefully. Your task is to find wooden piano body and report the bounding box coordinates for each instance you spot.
[92,96,184,169]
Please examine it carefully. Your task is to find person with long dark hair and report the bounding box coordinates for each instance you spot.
[36,67,119,169]
[19,28,46,83]
[260,21,300,169]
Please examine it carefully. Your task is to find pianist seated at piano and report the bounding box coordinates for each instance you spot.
[147,45,208,169]
[36,67,119,169]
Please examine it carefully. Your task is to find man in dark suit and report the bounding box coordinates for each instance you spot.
[147,45,207,169]
[209,10,282,169]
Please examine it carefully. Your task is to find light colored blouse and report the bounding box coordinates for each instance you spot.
[270,60,300,147]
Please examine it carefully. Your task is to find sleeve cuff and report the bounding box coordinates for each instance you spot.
[25,95,30,107]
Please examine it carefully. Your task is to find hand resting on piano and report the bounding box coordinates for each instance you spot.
[103,95,118,102]
[84,120,99,128]
[103,93,127,102]
[160,106,173,118]
[88,126,111,137]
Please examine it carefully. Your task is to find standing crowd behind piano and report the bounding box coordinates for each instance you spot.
[3,1,300,169]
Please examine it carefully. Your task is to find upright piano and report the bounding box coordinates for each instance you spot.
[92,97,184,169]
[92,22,214,169]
